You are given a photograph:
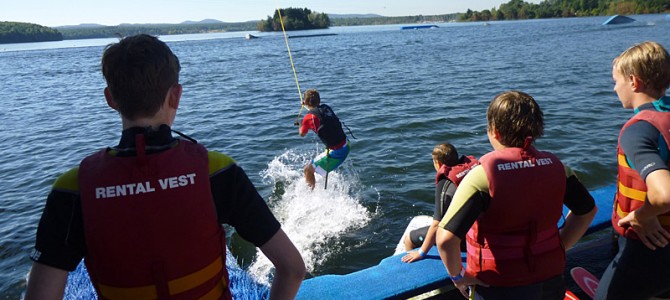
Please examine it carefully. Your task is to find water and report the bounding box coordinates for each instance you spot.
[1,14,669,297]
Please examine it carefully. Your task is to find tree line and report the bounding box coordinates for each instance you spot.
[0,22,62,44]
[461,0,670,21]
[2,0,668,44]
[57,22,258,40]
[331,14,459,26]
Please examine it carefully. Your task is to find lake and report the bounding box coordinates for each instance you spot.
[1,14,669,297]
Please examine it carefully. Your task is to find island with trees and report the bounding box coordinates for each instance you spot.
[1,0,668,44]
[256,8,330,31]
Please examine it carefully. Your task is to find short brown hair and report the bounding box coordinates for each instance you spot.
[101,34,181,120]
[432,143,459,166]
[487,91,544,148]
[613,41,670,94]
[303,89,321,107]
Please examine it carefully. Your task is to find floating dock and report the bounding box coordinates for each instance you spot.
[602,15,636,25]
[401,24,439,30]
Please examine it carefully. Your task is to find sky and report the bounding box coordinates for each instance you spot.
[3,0,543,27]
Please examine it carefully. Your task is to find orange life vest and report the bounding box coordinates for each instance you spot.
[78,135,232,300]
[435,155,479,186]
[613,109,670,239]
[466,146,566,286]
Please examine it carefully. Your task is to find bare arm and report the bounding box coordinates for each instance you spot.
[619,169,670,249]
[436,228,463,277]
[259,228,306,300]
[437,228,488,297]
[24,262,68,300]
[560,206,597,250]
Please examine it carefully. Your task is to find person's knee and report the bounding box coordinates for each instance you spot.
[304,163,314,174]
[403,234,415,250]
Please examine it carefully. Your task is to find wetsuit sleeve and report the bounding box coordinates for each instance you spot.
[433,179,455,221]
[562,166,596,215]
[31,168,86,272]
[438,166,490,239]
[620,121,668,181]
[300,113,319,135]
[209,153,280,247]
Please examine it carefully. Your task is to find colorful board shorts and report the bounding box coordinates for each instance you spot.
[312,141,350,176]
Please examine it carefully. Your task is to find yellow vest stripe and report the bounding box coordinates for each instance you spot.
[617,154,630,168]
[618,182,646,202]
[98,256,226,299]
[169,256,224,294]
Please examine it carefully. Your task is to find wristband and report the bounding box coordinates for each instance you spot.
[450,268,464,282]
[418,250,426,258]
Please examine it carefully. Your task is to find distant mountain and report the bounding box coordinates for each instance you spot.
[180,19,224,25]
[56,23,105,29]
[328,13,384,19]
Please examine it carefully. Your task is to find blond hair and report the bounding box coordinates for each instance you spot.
[613,41,670,94]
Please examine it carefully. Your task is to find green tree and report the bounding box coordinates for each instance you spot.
[0,22,63,44]
[257,7,331,32]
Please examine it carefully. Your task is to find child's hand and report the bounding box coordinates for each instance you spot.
[401,250,424,263]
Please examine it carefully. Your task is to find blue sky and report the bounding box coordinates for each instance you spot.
[3,0,542,27]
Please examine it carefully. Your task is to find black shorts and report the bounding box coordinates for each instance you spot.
[409,226,431,248]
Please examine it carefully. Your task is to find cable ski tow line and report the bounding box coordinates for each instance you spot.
[276,7,305,126]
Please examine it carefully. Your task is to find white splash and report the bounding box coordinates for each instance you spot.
[247,148,370,284]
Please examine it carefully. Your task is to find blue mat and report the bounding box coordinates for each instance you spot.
[62,185,616,299]
[296,184,616,300]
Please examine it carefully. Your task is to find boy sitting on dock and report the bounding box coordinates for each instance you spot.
[401,142,477,263]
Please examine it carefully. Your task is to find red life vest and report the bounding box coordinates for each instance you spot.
[78,136,232,300]
[613,110,670,239]
[435,155,479,186]
[466,146,566,287]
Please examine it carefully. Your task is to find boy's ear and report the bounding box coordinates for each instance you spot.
[629,75,644,92]
[167,84,182,109]
[492,128,502,141]
[104,87,119,111]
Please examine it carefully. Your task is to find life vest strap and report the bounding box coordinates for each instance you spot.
[469,234,560,260]
[98,256,226,300]
[468,228,557,248]
[467,228,560,260]
[618,182,646,202]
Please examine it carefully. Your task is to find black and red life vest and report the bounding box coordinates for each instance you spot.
[466,146,566,287]
[308,104,346,149]
[435,155,479,186]
[78,135,232,300]
[613,109,670,239]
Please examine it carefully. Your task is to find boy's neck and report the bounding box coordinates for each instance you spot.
[631,92,663,109]
[121,116,171,130]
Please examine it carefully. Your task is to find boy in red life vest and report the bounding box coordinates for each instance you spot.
[436,91,597,299]
[25,34,305,300]
[401,142,478,263]
[595,41,670,300]
[299,89,350,189]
